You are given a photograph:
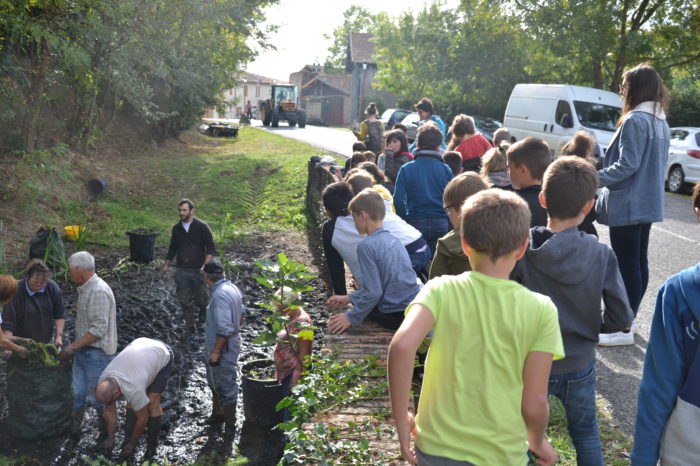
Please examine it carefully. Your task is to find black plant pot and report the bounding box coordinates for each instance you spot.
[242,359,285,428]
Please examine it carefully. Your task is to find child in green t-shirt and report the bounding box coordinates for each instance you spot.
[388,189,565,465]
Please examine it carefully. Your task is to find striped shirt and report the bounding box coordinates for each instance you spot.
[75,274,117,355]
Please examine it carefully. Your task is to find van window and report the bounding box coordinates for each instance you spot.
[555,100,572,126]
[573,101,620,132]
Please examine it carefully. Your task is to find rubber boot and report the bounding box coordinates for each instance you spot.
[144,415,163,460]
[201,395,224,425]
[123,408,137,442]
[223,403,237,439]
[70,407,86,442]
[221,403,237,456]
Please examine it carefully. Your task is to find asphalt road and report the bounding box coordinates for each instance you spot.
[596,192,700,437]
[253,119,356,158]
[258,121,700,438]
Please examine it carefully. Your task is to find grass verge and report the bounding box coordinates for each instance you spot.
[0,127,334,268]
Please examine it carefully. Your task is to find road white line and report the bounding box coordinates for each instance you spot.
[652,225,699,244]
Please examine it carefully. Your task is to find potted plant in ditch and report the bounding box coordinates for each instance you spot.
[243,253,316,428]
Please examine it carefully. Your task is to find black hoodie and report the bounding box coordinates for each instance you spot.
[511,226,633,374]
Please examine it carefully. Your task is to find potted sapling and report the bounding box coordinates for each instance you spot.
[242,253,316,428]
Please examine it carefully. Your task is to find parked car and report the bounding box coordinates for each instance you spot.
[401,112,421,142]
[472,116,503,143]
[666,127,700,194]
[379,108,411,131]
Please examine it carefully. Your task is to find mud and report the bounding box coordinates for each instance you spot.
[0,231,331,465]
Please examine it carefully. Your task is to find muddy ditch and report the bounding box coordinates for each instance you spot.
[0,232,333,465]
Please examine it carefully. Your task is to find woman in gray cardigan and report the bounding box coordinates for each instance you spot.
[596,63,670,346]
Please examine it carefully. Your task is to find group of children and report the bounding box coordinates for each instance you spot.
[318,97,698,465]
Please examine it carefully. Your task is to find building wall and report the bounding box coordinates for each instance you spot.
[209,77,279,120]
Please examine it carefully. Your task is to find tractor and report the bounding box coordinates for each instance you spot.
[258,84,307,128]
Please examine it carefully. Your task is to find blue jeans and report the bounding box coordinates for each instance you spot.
[609,223,651,317]
[408,244,431,275]
[548,361,603,466]
[72,347,115,410]
[407,217,450,259]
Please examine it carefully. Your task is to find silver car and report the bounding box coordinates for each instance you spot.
[666,127,700,194]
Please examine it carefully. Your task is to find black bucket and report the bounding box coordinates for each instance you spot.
[86,178,108,197]
[242,359,284,428]
[126,229,158,263]
[6,363,72,440]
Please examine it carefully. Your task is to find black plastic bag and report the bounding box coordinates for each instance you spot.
[29,226,65,269]
[6,362,72,440]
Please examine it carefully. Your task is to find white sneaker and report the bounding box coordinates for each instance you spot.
[598,331,634,346]
[630,319,639,335]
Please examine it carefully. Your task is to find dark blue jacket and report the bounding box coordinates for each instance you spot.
[632,263,700,465]
[393,149,453,220]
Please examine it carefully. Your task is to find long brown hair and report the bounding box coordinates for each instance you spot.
[619,63,669,125]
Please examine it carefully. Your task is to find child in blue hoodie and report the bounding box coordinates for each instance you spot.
[511,156,632,465]
[631,181,700,465]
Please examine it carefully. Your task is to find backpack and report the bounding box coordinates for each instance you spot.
[365,120,383,153]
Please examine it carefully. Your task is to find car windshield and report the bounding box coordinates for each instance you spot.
[573,101,620,132]
[473,117,502,133]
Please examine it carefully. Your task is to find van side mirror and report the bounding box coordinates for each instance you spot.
[560,114,574,128]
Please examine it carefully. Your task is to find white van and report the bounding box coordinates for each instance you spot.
[503,84,622,165]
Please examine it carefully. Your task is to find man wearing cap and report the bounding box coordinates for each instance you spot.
[95,337,174,461]
[201,261,244,444]
[161,199,216,330]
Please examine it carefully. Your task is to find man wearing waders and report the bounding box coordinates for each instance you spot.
[162,198,216,332]
[95,337,174,461]
[58,251,117,446]
[202,260,243,450]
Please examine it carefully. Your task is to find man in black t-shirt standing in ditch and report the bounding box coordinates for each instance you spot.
[161,199,216,331]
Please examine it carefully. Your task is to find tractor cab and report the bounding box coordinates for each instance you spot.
[273,85,298,111]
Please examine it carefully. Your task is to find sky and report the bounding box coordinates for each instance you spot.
[247,0,459,82]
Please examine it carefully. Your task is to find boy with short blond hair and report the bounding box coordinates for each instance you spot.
[511,156,632,465]
[389,189,564,465]
[507,137,550,227]
[327,189,421,334]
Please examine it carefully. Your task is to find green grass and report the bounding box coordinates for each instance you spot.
[0,126,333,269]
[548,395,632,465]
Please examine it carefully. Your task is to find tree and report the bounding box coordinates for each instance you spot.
[512,0,700,90]
[0,0,277,152]
[323,6,378,74]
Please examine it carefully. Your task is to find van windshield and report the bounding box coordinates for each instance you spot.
[573,101,620,132]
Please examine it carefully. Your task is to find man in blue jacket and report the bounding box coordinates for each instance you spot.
[394,124,453,258]
[632,181,700,465]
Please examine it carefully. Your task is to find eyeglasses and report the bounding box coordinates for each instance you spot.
[618,83,629,93]
[443,203,461,214]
